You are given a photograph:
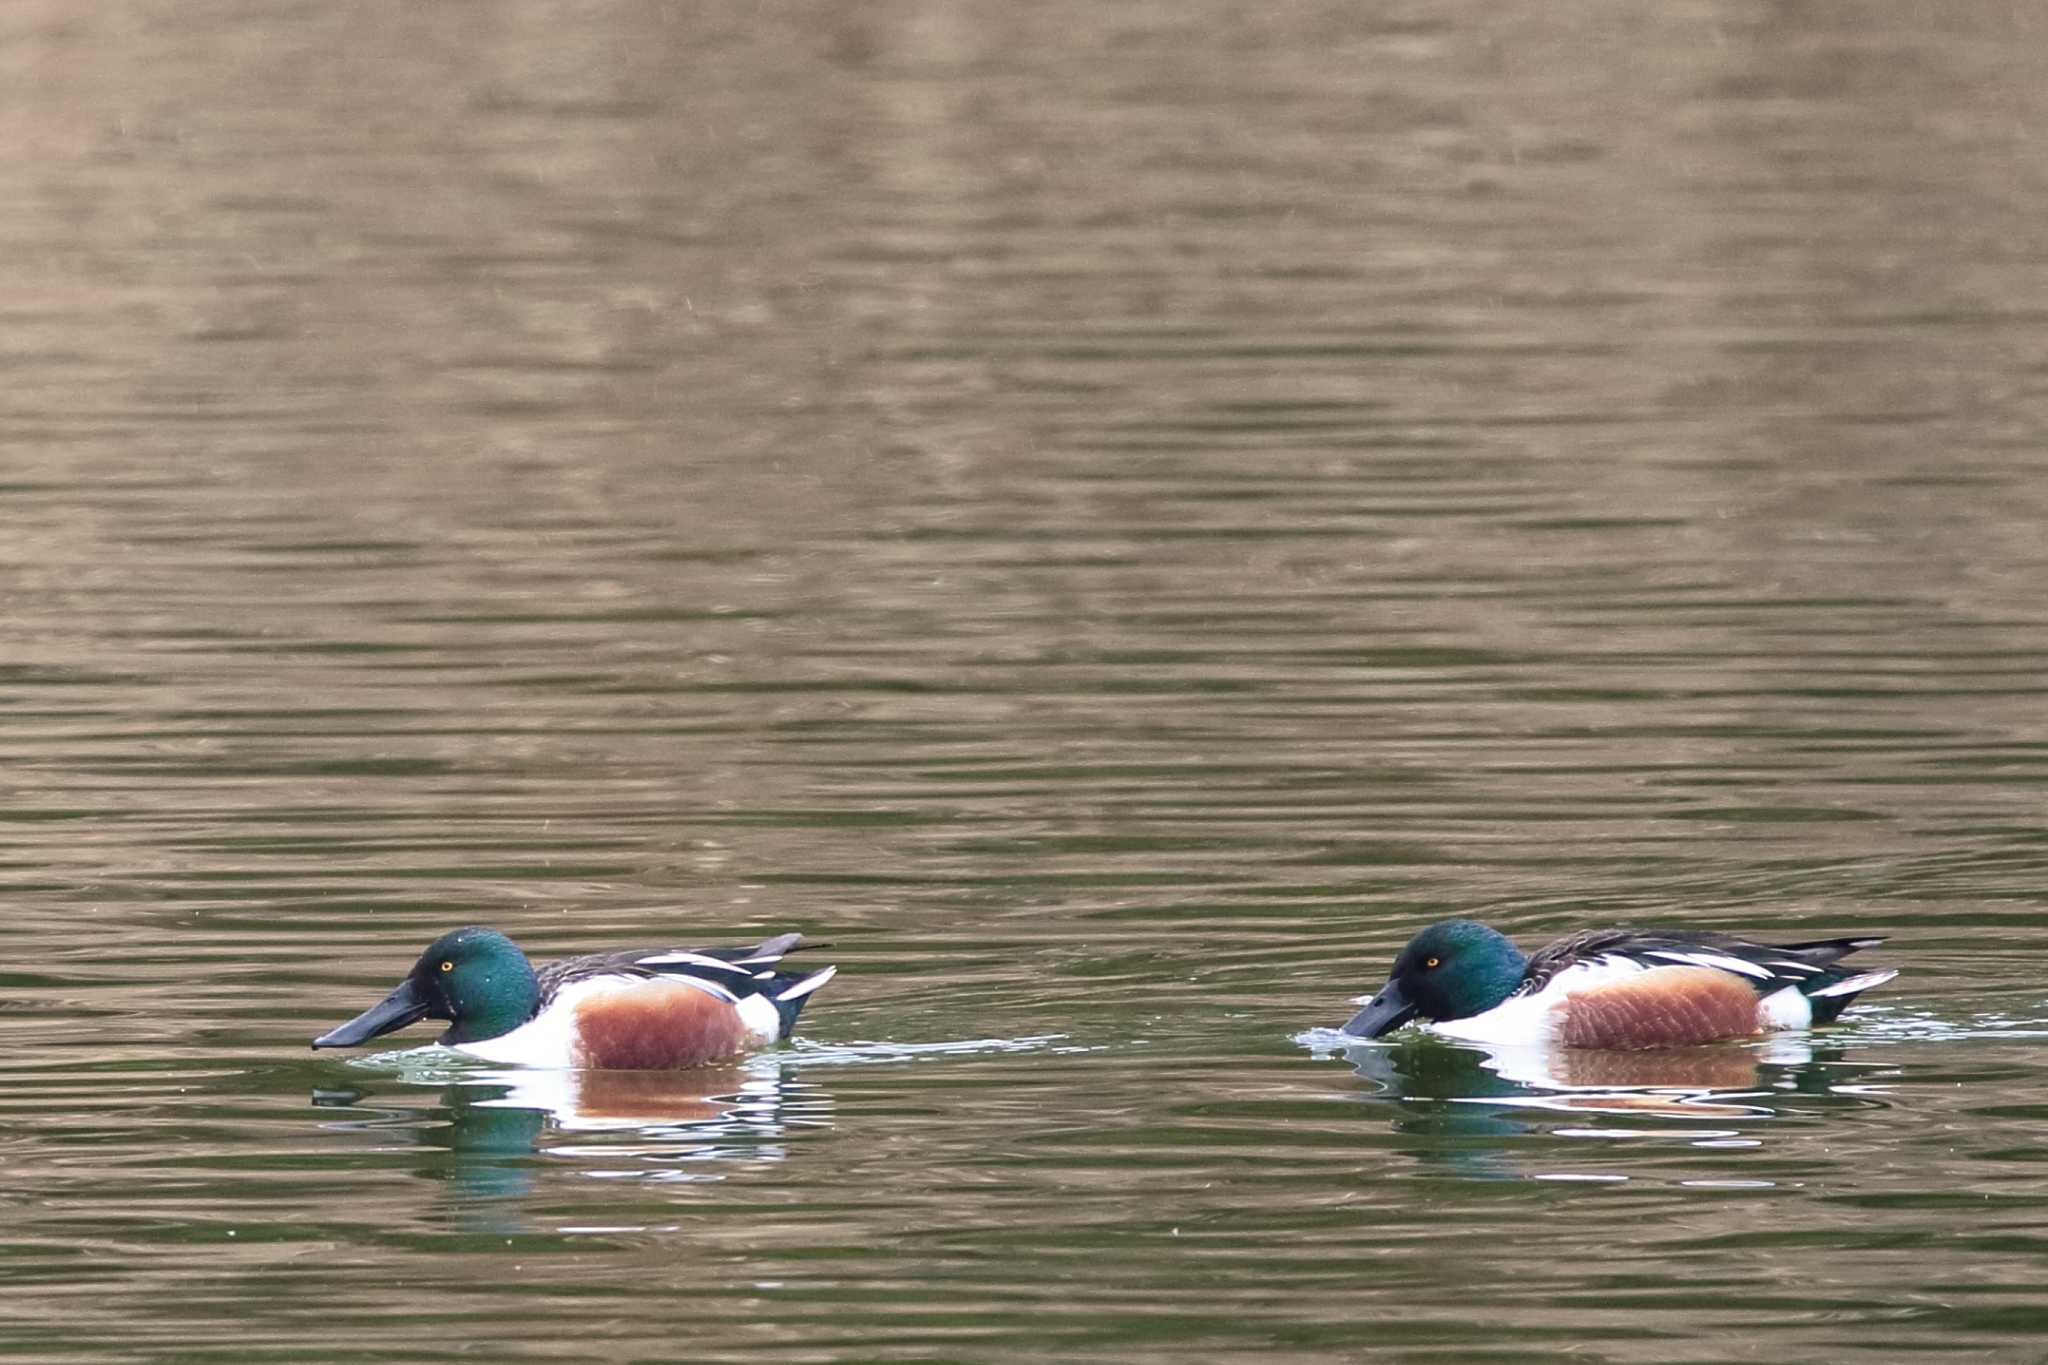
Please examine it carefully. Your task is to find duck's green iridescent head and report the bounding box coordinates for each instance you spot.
[1343,919,1528,1037]
[312,927,541,1050]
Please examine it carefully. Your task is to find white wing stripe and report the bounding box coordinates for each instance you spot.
[1643,949,1772,979]
[1693,953,1773,979]
[1810,968,1898,998]
[635,952,747,973]
[775,966,836,1002]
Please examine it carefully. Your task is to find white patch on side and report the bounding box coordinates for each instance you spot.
[1758,984,1814,1029]
[1428,956,1646,1045]
[735,992,782,1044]
[1810,968,1898,998]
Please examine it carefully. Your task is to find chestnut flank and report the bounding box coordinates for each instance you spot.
[1556,965,1762,1050]
[571,982,749,1070]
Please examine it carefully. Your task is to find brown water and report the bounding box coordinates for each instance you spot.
[4,1,2048,1359]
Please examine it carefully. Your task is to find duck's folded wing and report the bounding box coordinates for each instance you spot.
[1517,927,1653,994]
[539,934,810,996]
[1522,926,1888,1001]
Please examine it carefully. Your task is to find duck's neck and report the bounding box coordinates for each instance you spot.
[1463,953,1526,1015]
[1440,925,1528,1019]
[442,965,540,1044]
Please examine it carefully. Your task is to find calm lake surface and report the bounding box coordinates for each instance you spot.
[5,2,2048,1360]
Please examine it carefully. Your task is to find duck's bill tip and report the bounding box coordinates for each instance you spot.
[311,977,430,1049]
[1340,981,1418,1038]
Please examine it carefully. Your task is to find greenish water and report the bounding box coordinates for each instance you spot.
[5,1,2048,1359]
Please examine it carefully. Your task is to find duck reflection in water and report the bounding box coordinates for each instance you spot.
[1342,1032,1782,1116]
[313,1061,828,1223]
[1315,1031,1885,1176]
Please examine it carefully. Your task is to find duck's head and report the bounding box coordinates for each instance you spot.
[1342,919,1527,1037]
[312,927,540,1050]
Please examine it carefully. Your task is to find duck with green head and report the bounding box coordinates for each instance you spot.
[312,926,834,1069]
[1342,918,1896,1050]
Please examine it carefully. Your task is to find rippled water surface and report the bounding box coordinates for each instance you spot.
[5,2,2048,1360]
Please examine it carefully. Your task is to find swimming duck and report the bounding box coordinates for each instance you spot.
[1342,919,1895,1049]
[311,927,834,1068]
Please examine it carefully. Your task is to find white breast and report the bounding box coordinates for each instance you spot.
[1426,955,1651,1045]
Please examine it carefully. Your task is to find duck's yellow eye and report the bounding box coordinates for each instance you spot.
[1424,956,1440,969]
[440,961,454,972]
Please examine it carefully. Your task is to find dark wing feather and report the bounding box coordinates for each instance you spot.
[1765,935,1885,966]
[1518,927,1647,994]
